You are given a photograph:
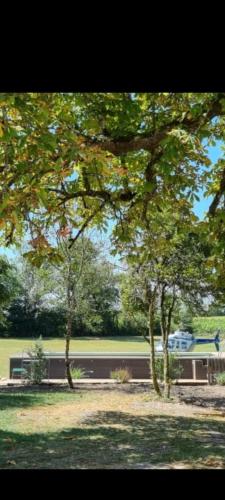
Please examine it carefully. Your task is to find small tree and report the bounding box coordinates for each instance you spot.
[26,338,47,384]
[154,354,183,391]
[50,231,104,389]
[120,263,162,395]
[117,207,212,398]
[152,228,212,398]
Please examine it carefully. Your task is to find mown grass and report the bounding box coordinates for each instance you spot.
[191,343,217,353]
[1,388,225,469]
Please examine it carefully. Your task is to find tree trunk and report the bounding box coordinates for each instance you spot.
[163,342,170,398]
[162,320,170,398]
[160,286,170,398]
[149,301,161,396]
[65,264,75,389]
[65,313,74,389]
[160,287,176,399]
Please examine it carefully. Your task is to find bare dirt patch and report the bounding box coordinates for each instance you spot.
[12,384,225,433]
[173,385,225,410]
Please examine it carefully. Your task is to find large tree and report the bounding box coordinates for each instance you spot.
[1,93,225,257]
[1,92,225,391]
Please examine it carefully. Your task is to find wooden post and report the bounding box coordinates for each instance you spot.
[192,360,196,380]
[207,359,213,385]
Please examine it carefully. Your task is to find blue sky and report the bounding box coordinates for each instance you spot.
[193,143,222,219]
[0,142,223,262]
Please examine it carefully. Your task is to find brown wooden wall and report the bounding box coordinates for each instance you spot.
[208,357,225,383]
[10,355,209,380]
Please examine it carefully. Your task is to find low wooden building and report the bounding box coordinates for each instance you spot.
[9,351,225,383]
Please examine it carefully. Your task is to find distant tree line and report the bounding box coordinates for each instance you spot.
[0,235,225,340]
[0,241,147,338]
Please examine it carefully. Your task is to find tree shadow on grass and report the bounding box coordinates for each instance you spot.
[0,385,69,395]
[0,393,48,411]
[179,395,225,410]
[1,412,225,469]
[0,383,151,401]
[0,389,79,411]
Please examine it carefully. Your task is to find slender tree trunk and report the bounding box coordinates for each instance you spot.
[166,293,176,397]
[65,312,74,389]
[163,339,170,398]
[149,299,161,396]
[160,286,170,398]
[57,233,85,390]
[160,287,176,399]
[162,319,170,398]
[65,265,75,389]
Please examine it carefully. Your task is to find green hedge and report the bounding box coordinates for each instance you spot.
[193,317,225,336]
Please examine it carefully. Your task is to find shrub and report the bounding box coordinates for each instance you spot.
[25,338,47,384]
[70,367,86,379]
[110,367,132,383]
[154,354,183,383]
[214,372,225,385]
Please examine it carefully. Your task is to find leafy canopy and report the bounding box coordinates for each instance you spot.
[1,92,225,260]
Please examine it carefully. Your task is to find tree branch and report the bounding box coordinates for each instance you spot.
[86,94,225,156]
[68,200,106,248]
[50,188,135,206]
[47,94,225,216]
[208,169,225,216]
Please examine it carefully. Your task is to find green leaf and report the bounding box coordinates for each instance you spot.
[38,189,49,207]
[141,182,155,193]
[39,134,57,151]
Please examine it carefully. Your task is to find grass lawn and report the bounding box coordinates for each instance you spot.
[1,385,225,469]
[0,337,222,379]
[192,344,220,353]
